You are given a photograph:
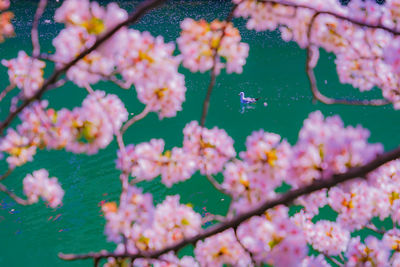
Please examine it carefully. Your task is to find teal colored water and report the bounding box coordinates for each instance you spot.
[0,1,399,266]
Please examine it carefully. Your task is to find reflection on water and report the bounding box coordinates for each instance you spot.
[239,103,256,114]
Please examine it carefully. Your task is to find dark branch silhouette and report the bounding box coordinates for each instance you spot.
[59,144,400,262]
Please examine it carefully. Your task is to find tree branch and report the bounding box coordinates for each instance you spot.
[200,3,239,127]
[59,144,400,262]
[0,84,15,102]
[258,0,400,36]
[0,169,12,182]
[31,0,47,58]
[0,0,166,136]
[0,183,31,205]
[121,106,151,135]
[206,174,231,196]
[304,12,389,106]
[305,46,389,106]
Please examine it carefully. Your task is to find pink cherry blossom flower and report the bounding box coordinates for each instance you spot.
[23,169,64,208]
[2,51,45,98]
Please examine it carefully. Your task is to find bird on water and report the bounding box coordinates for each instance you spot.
[239,92,259,103]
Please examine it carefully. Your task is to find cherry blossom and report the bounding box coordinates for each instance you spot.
[23,169,64,208]
[2,51,45,98]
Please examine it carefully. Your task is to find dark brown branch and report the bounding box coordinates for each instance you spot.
[0,183,31,205]
[31,0,47,58]
[0,169,12,182]
[200,3,238,127]
[59,144,400,262]
[0,0,166,135]
[259,0,400,36]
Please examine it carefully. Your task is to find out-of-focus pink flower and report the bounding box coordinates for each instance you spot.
[2,51,45,98]
[23,169,64,208]
[178,18,249,74]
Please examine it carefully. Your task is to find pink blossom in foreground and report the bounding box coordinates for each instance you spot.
[117,29,186,119]
[59,91,127,154]
[116,140,196,187]
[53,0,128,87]
[240,130,291,189]
[346,236,389,267]
[178,18,249,74]
[130,195,201,251]
[236,206,307,267]
[303,220,350,255]
[183,121,236,175]
[289,111,382,187]
[1,51,45,98]
[23,169,64,208]
[194,229,252,267]
[102,186,154,243]
[301,255,330,267]
[0,129,36,168]
[132,252,199,267]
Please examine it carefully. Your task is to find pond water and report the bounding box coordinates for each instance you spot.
[0,0,398,266]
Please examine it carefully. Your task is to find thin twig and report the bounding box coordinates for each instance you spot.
[0,0,166,135]
[0,183,31,205]
[121,106,151,135]
[234,229,257,267]
[31,0,47,58]
[202,214,226,224]
[323,254,343,266]
[0,169,12,182]
[59,144,400,261]
[206,175,231,196]
[0,84,15,102]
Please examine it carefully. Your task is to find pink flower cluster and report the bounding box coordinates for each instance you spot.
[116,30,186,119]
[236,206,307,267]
[232,0,400,108]
[2,51,45,98]
[53,0,186,119]
[116,139,196,187]
[222,130,290,212]
[103,189,201,255]
[0,91,127,168]
[183,121,236,175]
[289,110,382,187]
[23,169,64,208]
[178,18,249,74]
[0,0,13,43]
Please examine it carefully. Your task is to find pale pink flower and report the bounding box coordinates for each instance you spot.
[23,169,64,208]
[178,18,249,74]
[2,51,45,98]
[183,121,236,175]
[346,236,389,267]
[0,128,36,168]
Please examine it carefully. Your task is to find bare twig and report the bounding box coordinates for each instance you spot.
[324,254,343,266]
[234,229,256,267]
[0,169,12,182]
[31,0,48,58]
[121,106,151,135]
[0,0,166,136]
[0,84,15,102]
[202,214,226,224]
[0,183,31,205]
[206,175,231,196]
[59,144,400,262]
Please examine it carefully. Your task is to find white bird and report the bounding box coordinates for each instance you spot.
[239,92,259,104]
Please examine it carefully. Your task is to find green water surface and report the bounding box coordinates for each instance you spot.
[0,1,398,266]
